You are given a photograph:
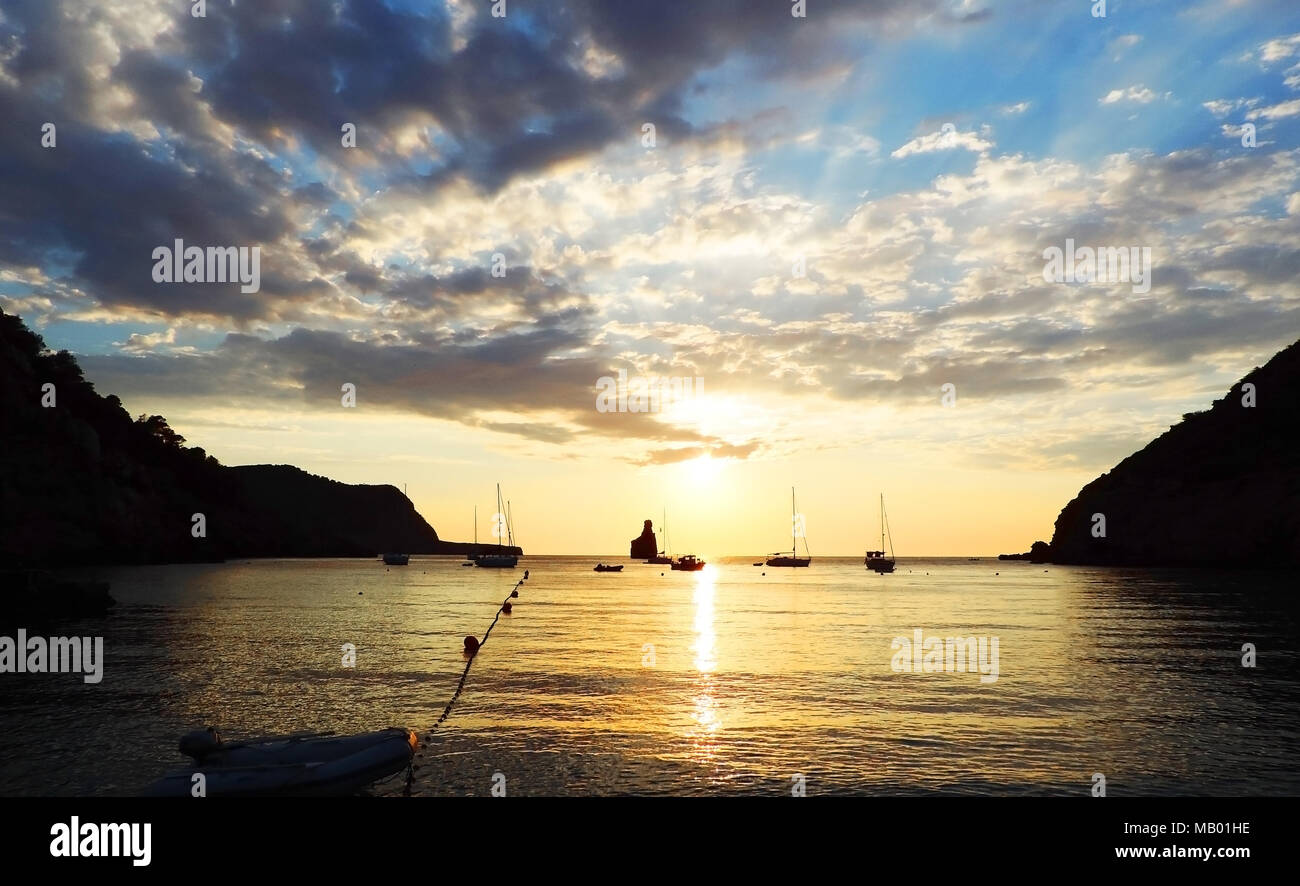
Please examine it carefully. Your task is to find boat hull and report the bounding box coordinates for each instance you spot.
[144,728,417,797]
[766,557,811,567]
[475,554,518,568]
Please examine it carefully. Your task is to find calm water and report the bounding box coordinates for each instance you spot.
[2,556,1297,796]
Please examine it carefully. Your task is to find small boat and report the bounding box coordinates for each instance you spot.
[671,555,706,571]
[766,487,812,567]
[0,570,115,620]
[382,553,409,566]
[144,727,417,797]
[475,484,520,568]
[594,563,624,572]
[865,494,896,574]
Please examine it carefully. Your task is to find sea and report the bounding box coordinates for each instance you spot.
[1,556,1297,796]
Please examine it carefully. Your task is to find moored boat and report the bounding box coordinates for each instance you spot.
[766,487,812,567]
[866,494,896,574]
[475,484,520,568]
[670,555,706,571]
[646,510,673,563]
[382,552,410,566]
[593,563,624,572]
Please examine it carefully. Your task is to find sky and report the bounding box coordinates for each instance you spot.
[2,0,1299,556]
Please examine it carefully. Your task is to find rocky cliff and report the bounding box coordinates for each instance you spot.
[1040,338,1300,567]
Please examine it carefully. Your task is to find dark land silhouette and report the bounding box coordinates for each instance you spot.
[0,310,519,567]
[1005,338,1300,567]
[630,519,658,559]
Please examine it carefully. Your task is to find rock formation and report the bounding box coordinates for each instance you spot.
[630,519,658,559]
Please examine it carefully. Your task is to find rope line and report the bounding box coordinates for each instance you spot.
[404,573,526,796]
[429,576,524,730]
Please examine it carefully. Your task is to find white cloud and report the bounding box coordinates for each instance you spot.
[891,127,993,159]
[1256,33,1300,64]
[1202,97,1262,116]
[1099,85,1163,105]
[1247,98,1300,120]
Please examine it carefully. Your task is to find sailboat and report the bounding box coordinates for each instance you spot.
[646,509,673,564]
[465,506,481,562]
[865,494,896,574]
[475,485,519,568]
[766,487,811,567]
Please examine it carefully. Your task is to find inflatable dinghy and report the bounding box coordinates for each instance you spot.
[144,727,417,797]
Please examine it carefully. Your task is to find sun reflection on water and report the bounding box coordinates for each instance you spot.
[689,566,720,755]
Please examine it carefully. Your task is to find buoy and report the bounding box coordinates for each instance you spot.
[511,590,519,598]
[524,570,529,580]
[762,572,766,576]
[464,635,480,655]
[358,591,363,595]
[502,602,512,614]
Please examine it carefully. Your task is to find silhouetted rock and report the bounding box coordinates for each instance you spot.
[0,309,518,567]
[1040,339,1300,567]
[630,519,658,559]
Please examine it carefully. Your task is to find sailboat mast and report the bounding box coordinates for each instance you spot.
[791,487,796,553]
[474,505,478,546]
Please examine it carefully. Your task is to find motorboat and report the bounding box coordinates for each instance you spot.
[670,555,706,571]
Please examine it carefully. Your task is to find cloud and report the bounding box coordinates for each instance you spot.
[1203,97,1262,116]
[118,328,178,354]
[1099,85,1163,105]
[1109,34,1142,56]
[891,126,993,159]
[1255,32,1300,64]
[1247,98,1300,120]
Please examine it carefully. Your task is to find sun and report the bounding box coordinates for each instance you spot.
[685,454,725,485]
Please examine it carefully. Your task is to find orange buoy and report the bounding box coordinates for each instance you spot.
[464,635,480,654]
[502,602,512,613]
